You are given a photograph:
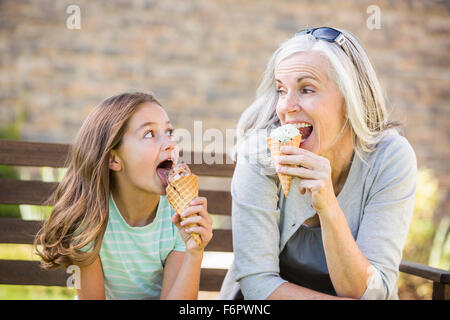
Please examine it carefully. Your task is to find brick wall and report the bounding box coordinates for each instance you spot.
[0,0,449,214]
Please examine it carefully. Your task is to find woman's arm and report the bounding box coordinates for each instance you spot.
[76,256,106,300]
[277,137,417,299]
[277,146,376,298]
[268,282,354,300]
[230,155,288,300]
[319,203,372,298]
[266,204,368,299]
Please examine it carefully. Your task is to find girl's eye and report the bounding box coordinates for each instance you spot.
[167,129,174,137]
[276,88,286,95]
[144,130,154,138]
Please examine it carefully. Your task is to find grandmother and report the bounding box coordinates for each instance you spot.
[219,27,417,300]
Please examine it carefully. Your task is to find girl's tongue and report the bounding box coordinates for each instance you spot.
[156,168,170,186]
[156,159,173,186]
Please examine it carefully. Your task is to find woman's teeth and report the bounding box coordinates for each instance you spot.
[293,123,312,128]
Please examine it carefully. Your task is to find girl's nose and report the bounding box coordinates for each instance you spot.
[161,135,176,151]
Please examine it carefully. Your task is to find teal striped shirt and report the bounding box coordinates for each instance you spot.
[99,194,186,299]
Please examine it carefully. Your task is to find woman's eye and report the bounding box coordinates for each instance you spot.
[276,88,286,95]
[166,129,174,137]
[301,87,314,94]
[144,130,154,138]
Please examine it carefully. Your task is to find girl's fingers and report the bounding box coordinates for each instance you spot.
[180,215,209,229]
[180,205,204,219]
[189,197,207,208]
[171,213,181,226]
[185,225,213,242]
[185,197,213,224]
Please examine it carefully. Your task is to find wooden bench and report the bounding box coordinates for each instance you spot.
[0,139,449,299]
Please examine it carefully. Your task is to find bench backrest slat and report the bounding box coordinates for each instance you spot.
[0,179,231,215]
[0,217,232,252]
[0,140,70,168]
[0,140,236,176]
[0,259,227,291]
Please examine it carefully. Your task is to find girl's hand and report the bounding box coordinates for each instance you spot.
[171,197,213,254]
[276,146,338,216]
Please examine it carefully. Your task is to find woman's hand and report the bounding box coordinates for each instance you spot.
[171,197,213,254]
[276,146,338,216]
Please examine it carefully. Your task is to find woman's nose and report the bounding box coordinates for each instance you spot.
[281,91,302,113]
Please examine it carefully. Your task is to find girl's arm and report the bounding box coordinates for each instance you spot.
[76,256,106,300]
[160,250,202,300]
[160,197,213,300]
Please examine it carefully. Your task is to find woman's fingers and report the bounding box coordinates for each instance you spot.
[299,178,323,193]
[277,147,321,169]
[276,165,320,180]
[280,146,317,157]
[277,154,315,169]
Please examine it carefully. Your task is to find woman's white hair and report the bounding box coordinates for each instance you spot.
[236,29,399,162]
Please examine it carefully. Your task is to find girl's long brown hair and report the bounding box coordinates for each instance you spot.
[34,92,161,269]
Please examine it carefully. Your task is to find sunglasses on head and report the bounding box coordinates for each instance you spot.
[295,27,346,48]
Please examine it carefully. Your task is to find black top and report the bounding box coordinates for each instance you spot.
[279,224,337,296]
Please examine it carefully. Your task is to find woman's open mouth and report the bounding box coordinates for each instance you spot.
[293,122,313,141]
[156,159,174,187]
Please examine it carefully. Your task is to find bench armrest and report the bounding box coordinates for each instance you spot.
[400,260,450,284]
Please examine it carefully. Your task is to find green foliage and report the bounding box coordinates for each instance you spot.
[0,99,26,218]
[403,169,441,264]
[398,168,448,299]
[429,217,450,270]
[0,285,76,300]
[0,244,76,299]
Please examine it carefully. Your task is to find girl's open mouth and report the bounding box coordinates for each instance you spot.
[156,159,174,186]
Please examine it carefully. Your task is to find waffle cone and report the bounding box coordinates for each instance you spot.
[166,174,202,246]
[267,134,302,198]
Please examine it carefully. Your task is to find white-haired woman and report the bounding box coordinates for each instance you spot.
[219,27,417,300]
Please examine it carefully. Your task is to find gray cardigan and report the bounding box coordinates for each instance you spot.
[219,129,417,300]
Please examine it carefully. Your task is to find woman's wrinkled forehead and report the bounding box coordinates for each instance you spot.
[275,51,330,84]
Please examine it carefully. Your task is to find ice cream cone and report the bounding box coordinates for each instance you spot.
[267,134,302,198]
[165,164,202,246]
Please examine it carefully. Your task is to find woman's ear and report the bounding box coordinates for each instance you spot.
[109,150,122,172]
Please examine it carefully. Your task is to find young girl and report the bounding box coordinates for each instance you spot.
[34,92,213,299]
